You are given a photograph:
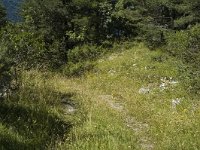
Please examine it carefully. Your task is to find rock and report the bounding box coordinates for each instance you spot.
[64,104,76,113]
[132,64,137,67]
[159,83,167,91]
[61,98,77,114]
[139,87,150,94]
[159,77,179,91]
[169,80,178,85]
[172,98,181,109]
[0,88,9,100]
[108,55,117,60]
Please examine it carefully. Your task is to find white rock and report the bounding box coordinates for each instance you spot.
[65,104,76,113]
[169,81,178,85]
[132,64,137,67]
[172,98,181,109]
[139,87,150,94]
[159,83,167,90]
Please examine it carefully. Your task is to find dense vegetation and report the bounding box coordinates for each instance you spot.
[0,0,200,149]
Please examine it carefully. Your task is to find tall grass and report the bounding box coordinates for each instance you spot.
[0,71,76,149]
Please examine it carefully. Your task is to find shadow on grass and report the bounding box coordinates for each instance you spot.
[0,93,74,150]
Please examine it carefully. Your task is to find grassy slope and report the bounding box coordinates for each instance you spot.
[1,43,200,149]
[53,43,200,149]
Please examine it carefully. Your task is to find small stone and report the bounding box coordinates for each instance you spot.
[65,104,76,113]
[159,83,167,90]
[169,81,178,85]
[132,64,137,67]
[172,98,181,109]
[139,87,150,94]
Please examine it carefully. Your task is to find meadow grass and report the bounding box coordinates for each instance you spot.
[0,43,200,149]
[0,71,74,149]
[58,43,200,150]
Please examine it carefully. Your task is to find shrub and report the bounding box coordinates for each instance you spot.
[143,25,166,49]
[165,30,189,56]
[0,24,67,70]
[67,45,106,63]
[166,24,200,93]
[166,24,200,66]
[63,45,106,76]
[0,49,18,100]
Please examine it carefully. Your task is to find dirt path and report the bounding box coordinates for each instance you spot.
[99,94,154,150]
[53,75,154,149]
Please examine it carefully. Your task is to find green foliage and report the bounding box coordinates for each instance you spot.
[0,23,66,69]
[68,45,106,63]
[166,30,189,56]
[22,0,142,46]
[0,3,11,97]
[0,57,15,99]
[1,0,200,149]
[166,24,200,93]
[63,45,106,76]
[143,25,166,49]
[0,24,46,68]
[166,24,200,64]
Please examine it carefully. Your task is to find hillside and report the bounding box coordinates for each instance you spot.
[57,43,200,149]
[0,0,200,149]
[2,43,199,149]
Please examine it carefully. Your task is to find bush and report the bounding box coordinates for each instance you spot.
[0,24,67,70]
[166,24,200,66]
[143,25,166,49]
[67,45,106,63]
[0,49,18,100]
[166,24,200,93]
[63,45,106,76]
[165,30,189,56]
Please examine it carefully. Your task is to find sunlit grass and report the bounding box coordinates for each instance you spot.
[1,43,199,149]
[57,43,200,149]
